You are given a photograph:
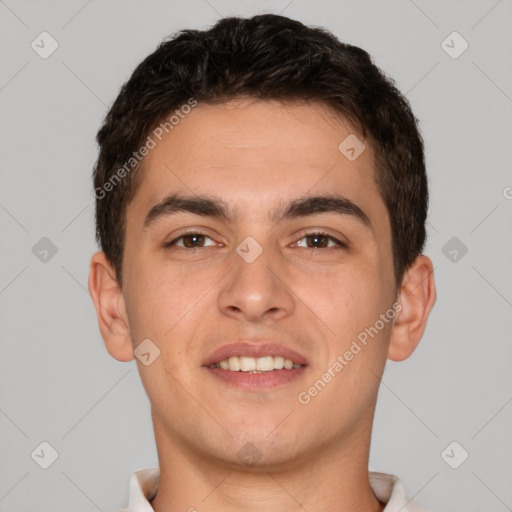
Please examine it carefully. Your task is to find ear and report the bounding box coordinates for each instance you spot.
[387,255,436,362]
[88,251,134,362]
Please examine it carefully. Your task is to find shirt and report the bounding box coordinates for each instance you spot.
[118,468,427,511]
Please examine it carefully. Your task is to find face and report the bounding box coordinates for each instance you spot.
[116,98,399,468]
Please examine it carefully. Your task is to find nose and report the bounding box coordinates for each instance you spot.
[217,243,296,323]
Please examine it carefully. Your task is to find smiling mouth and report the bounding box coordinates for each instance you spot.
[208,355,304,372]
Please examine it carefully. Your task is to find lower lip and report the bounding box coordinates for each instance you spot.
[204,366,307,390]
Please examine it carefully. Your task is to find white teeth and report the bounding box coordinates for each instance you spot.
[283,358,294,369]
[228,356,240,371]
[256,356,274,371]
[273,356,284,369]
[240,356,256,371]
[215,355,303,372]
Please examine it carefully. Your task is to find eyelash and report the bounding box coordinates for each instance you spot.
[164,230,348,251]
[295,231,348,250]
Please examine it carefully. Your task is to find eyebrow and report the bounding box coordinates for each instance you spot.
[143,192,372,231]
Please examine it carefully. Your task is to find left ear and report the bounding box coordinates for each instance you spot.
[388,255,436,362]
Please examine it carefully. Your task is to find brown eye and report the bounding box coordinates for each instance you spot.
[306,234,329,248]
[165,233,216,249]
[296,232,346,249]
[182,234,206,248]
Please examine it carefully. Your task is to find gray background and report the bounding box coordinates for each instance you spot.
[1,0,511,511]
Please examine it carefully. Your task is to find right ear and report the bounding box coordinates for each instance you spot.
[88,251,134,362]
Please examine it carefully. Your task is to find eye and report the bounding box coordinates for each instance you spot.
[295,231,347,249]
[165,232,217,249]
[164,231,346,250]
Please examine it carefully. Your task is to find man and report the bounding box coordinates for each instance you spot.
[88,14,436,512]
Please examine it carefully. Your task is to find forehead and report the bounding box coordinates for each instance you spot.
[127,98,386,231]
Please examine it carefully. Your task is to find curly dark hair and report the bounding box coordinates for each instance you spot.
[93,14,428,290]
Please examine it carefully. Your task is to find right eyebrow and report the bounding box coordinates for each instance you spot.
[143,193,236,229]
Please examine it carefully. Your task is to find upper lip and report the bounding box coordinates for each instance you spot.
[202,341,309,367]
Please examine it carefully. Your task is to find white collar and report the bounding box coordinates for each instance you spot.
[119,468,426,512]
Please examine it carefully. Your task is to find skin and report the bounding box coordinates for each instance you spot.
[89,97,436,512]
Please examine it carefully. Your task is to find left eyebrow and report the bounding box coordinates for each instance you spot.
[272,194,373,231]
[143,192,372,231]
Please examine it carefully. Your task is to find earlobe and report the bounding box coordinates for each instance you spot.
[88,251,134,362]
[387,255,436,362]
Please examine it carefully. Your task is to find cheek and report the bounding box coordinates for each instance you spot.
[125,259,218,345]
[300,269,393,381]
[302,269,392,418]
[304,263,387,334]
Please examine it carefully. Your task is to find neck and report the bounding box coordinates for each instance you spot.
[149,409,384,512]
